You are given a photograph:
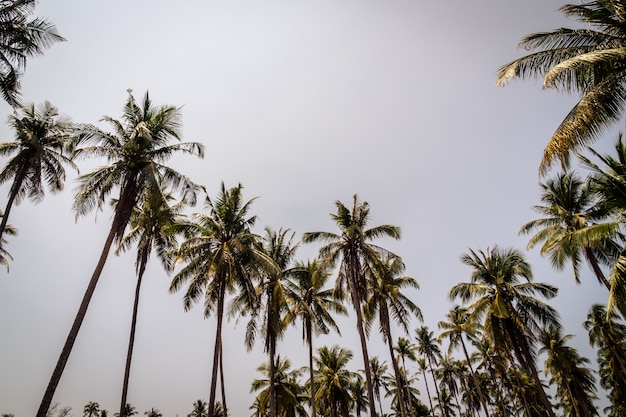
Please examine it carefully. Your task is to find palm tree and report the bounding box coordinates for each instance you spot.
[188,400,208,417]
[0,101,76,241]
[314,345,357,417]
[83,402,100,417]
[143,410,162,417]
[284,258,346,417]
[36,90,204,417]
[538,324,598,417]
[520,171,621,289]
[0,0,65,106]
[303,195,402,417]
[350,375,370,417]
[114,404,136,417]
[114,185,186,417]
[170,182,273,417]
[496,0,626,174]
[438,305,491,417]
[449,246,560,417]
[416,357,436,416]
[416,326,445,417]
[250,355,305,417]
[364,256,422,417]
[0,213,16,271]
[369,357,388,417]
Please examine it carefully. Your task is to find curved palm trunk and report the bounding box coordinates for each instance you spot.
[118,252,148,417]
[36,221,119,417]
[0,166,27,239]
[208,277,226,417]
[585,247,610,289]
[307,322,317,417]
[460,338,491,417]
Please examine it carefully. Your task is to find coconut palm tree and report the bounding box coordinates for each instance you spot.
[303,195,402,417]
[369,357,388,417]
[36,90,204,417]
[83,402,100,417]
[284,258,346,417]
[416,358,436,416]
[114,405,136,417]
[364,256,422,417]
[0,0,65,106]
[350,375,370,417]
[538,324,598,417]
[188,400,208,417]
[170,183,273,417]
[449,246,560,417]
[438,305,491,417]
[496,0,626,174]
[416,326,446,417]
[0,101,76,241]
[250,355,305,417]
[143,410,161,417]
[520,171,621,289]
[114,185,186,417]
[314,345,357,417]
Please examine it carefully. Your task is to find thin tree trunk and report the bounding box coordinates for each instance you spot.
[0,166,27,239]
[381,308,407,417]
[422,369,435,416]
[428,356,446,417]
[219,349,227,417]
[460,338,491,417]
[269,332,277,417]
[36,221,119,417]
[208,278,226,417]
[119,255,148,417]
[307,322,316,417]
[585,247,610,289]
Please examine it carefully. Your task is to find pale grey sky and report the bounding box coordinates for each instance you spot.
[0,1,614,416]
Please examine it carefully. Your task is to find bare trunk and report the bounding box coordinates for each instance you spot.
[36,222,118,417]
[585,247,610,289]
[381,307,407,417]
[460,338,491,417]
[307,322,316,417]
[269,331,277,417]
[428,356,445,417]
[422,369,435,416]
[119,255,148,417]
[208,278,226,417]
[0,166,27,239]
[220,350,227,417]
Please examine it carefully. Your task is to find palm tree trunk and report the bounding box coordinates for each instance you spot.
[585,247,610,289]
[268,331,277,417]
[307,322,316,417]
[119,254,148,417]
[428,356,445,417]
[219,349,228,417]
[460,338,491,417]
[208,278,226,417]
[0,166,26,239]
[36,221,119,417]
[381,310,407,417]
[422,368,435,416]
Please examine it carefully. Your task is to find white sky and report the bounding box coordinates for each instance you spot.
[0,1,616,416]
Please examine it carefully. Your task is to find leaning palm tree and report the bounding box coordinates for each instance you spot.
[520,171,621,289]
[304,195,402,417]
[497,0,626,174]
[0,101,76,241]
[0,0,65,106]
[538,324,598,417]
[363,256,422,417]
[450,246,560,417]
[114,185,186,417]
[36,90,204,417]
[170,183,273,417]
[284,258,346,417]
[438,305,491,417]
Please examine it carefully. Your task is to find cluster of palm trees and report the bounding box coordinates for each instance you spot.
[6,0,626,416]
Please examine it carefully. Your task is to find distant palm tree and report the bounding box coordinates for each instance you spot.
[36,90,204,417]
[450,246,560,417]
[314,345,357,417]
[416,326,445,417]
[114,404,136,417]
[170,183,272,417]
[0,0,65,106]
[143,409,162,417]
[187,400,207,417]
[304,195,402,417]
[496,0,626,174]
[284,258,346,417]
[350,375,369,417]
[250,355,305,417]
[369,357,388,417]
[83,402,100,417]
[0,101,75,241]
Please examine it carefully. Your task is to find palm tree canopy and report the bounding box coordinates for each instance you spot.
[0,0,65,107]
[496,0,626,174]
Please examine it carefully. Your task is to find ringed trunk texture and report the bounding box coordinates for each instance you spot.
[36,222,119,417]
[208,279,226,417]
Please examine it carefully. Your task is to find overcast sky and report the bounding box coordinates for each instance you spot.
[0,1,616,416]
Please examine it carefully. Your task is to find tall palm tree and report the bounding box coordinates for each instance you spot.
[303,195,402,417]
[233,227,294,417]
[520,171,621,288]
[496,0,626,174]
[250,355,305,417]
[0,101,76,240]
[83,402,100,417]
[284,258,346,417]
[364,256,422,417]
[170,183,273,417]
[0,0,65,107]
[449,246,560,417]
[314,345,357,417]
[538,324,598,417]
[36,90,204,417]
[438,305,491,417]
[416,326,445,417]
[114,185,186,417]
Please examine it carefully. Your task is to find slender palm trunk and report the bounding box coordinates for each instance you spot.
[268,332,277,417]
[36,221,119,417]
[427,356,446,417]
[381,308,407,417]
[0,166,26,239]
[460,338,491,417]
[307,322,316,417]
[119,254,148,417]
[219,350,228,417]
[585,247,610,289]
[208,277,226,417]
[421,368,436,416]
